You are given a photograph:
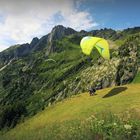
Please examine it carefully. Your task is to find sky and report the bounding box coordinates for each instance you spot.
[0,0,140,52]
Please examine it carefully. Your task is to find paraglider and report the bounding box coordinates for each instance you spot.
[80,36,110,59]
[80,36,110,96]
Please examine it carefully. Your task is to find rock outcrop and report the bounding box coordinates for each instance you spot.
[116,35,139,85]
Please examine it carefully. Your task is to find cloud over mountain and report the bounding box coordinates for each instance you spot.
[0,0,98,52]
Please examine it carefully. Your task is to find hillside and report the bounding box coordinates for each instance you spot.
[0,25,140,131]
[1,84,140,140]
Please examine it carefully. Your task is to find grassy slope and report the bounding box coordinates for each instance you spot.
[133,71,140,83]
[1,84,140,140]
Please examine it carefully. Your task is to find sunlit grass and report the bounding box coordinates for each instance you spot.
[133,71,140,83]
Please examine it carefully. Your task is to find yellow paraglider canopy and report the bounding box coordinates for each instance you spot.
[80,36,110,59]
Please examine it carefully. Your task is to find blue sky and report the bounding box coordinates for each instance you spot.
[79,0,140,29]
[0,0,139,52]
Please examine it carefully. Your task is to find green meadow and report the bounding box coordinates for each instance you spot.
[1,84,140,140]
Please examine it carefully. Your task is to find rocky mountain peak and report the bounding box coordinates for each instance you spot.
[47,25,77,53]
[30,37,39,45]
[49,25,76,41]
[30,37,39,49]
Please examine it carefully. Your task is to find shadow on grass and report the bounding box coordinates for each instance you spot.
[103,87,127,98]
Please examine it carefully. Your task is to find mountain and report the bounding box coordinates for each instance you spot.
[0,25,76,67]
[0,25,140,130]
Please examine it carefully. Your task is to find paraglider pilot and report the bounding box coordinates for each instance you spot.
[88,86,96,96]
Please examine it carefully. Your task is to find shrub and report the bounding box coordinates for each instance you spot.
[0,102,27,129]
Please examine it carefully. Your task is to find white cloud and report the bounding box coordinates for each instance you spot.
[0,0,98,52]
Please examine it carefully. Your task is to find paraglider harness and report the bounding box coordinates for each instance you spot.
[88,87,96,96]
